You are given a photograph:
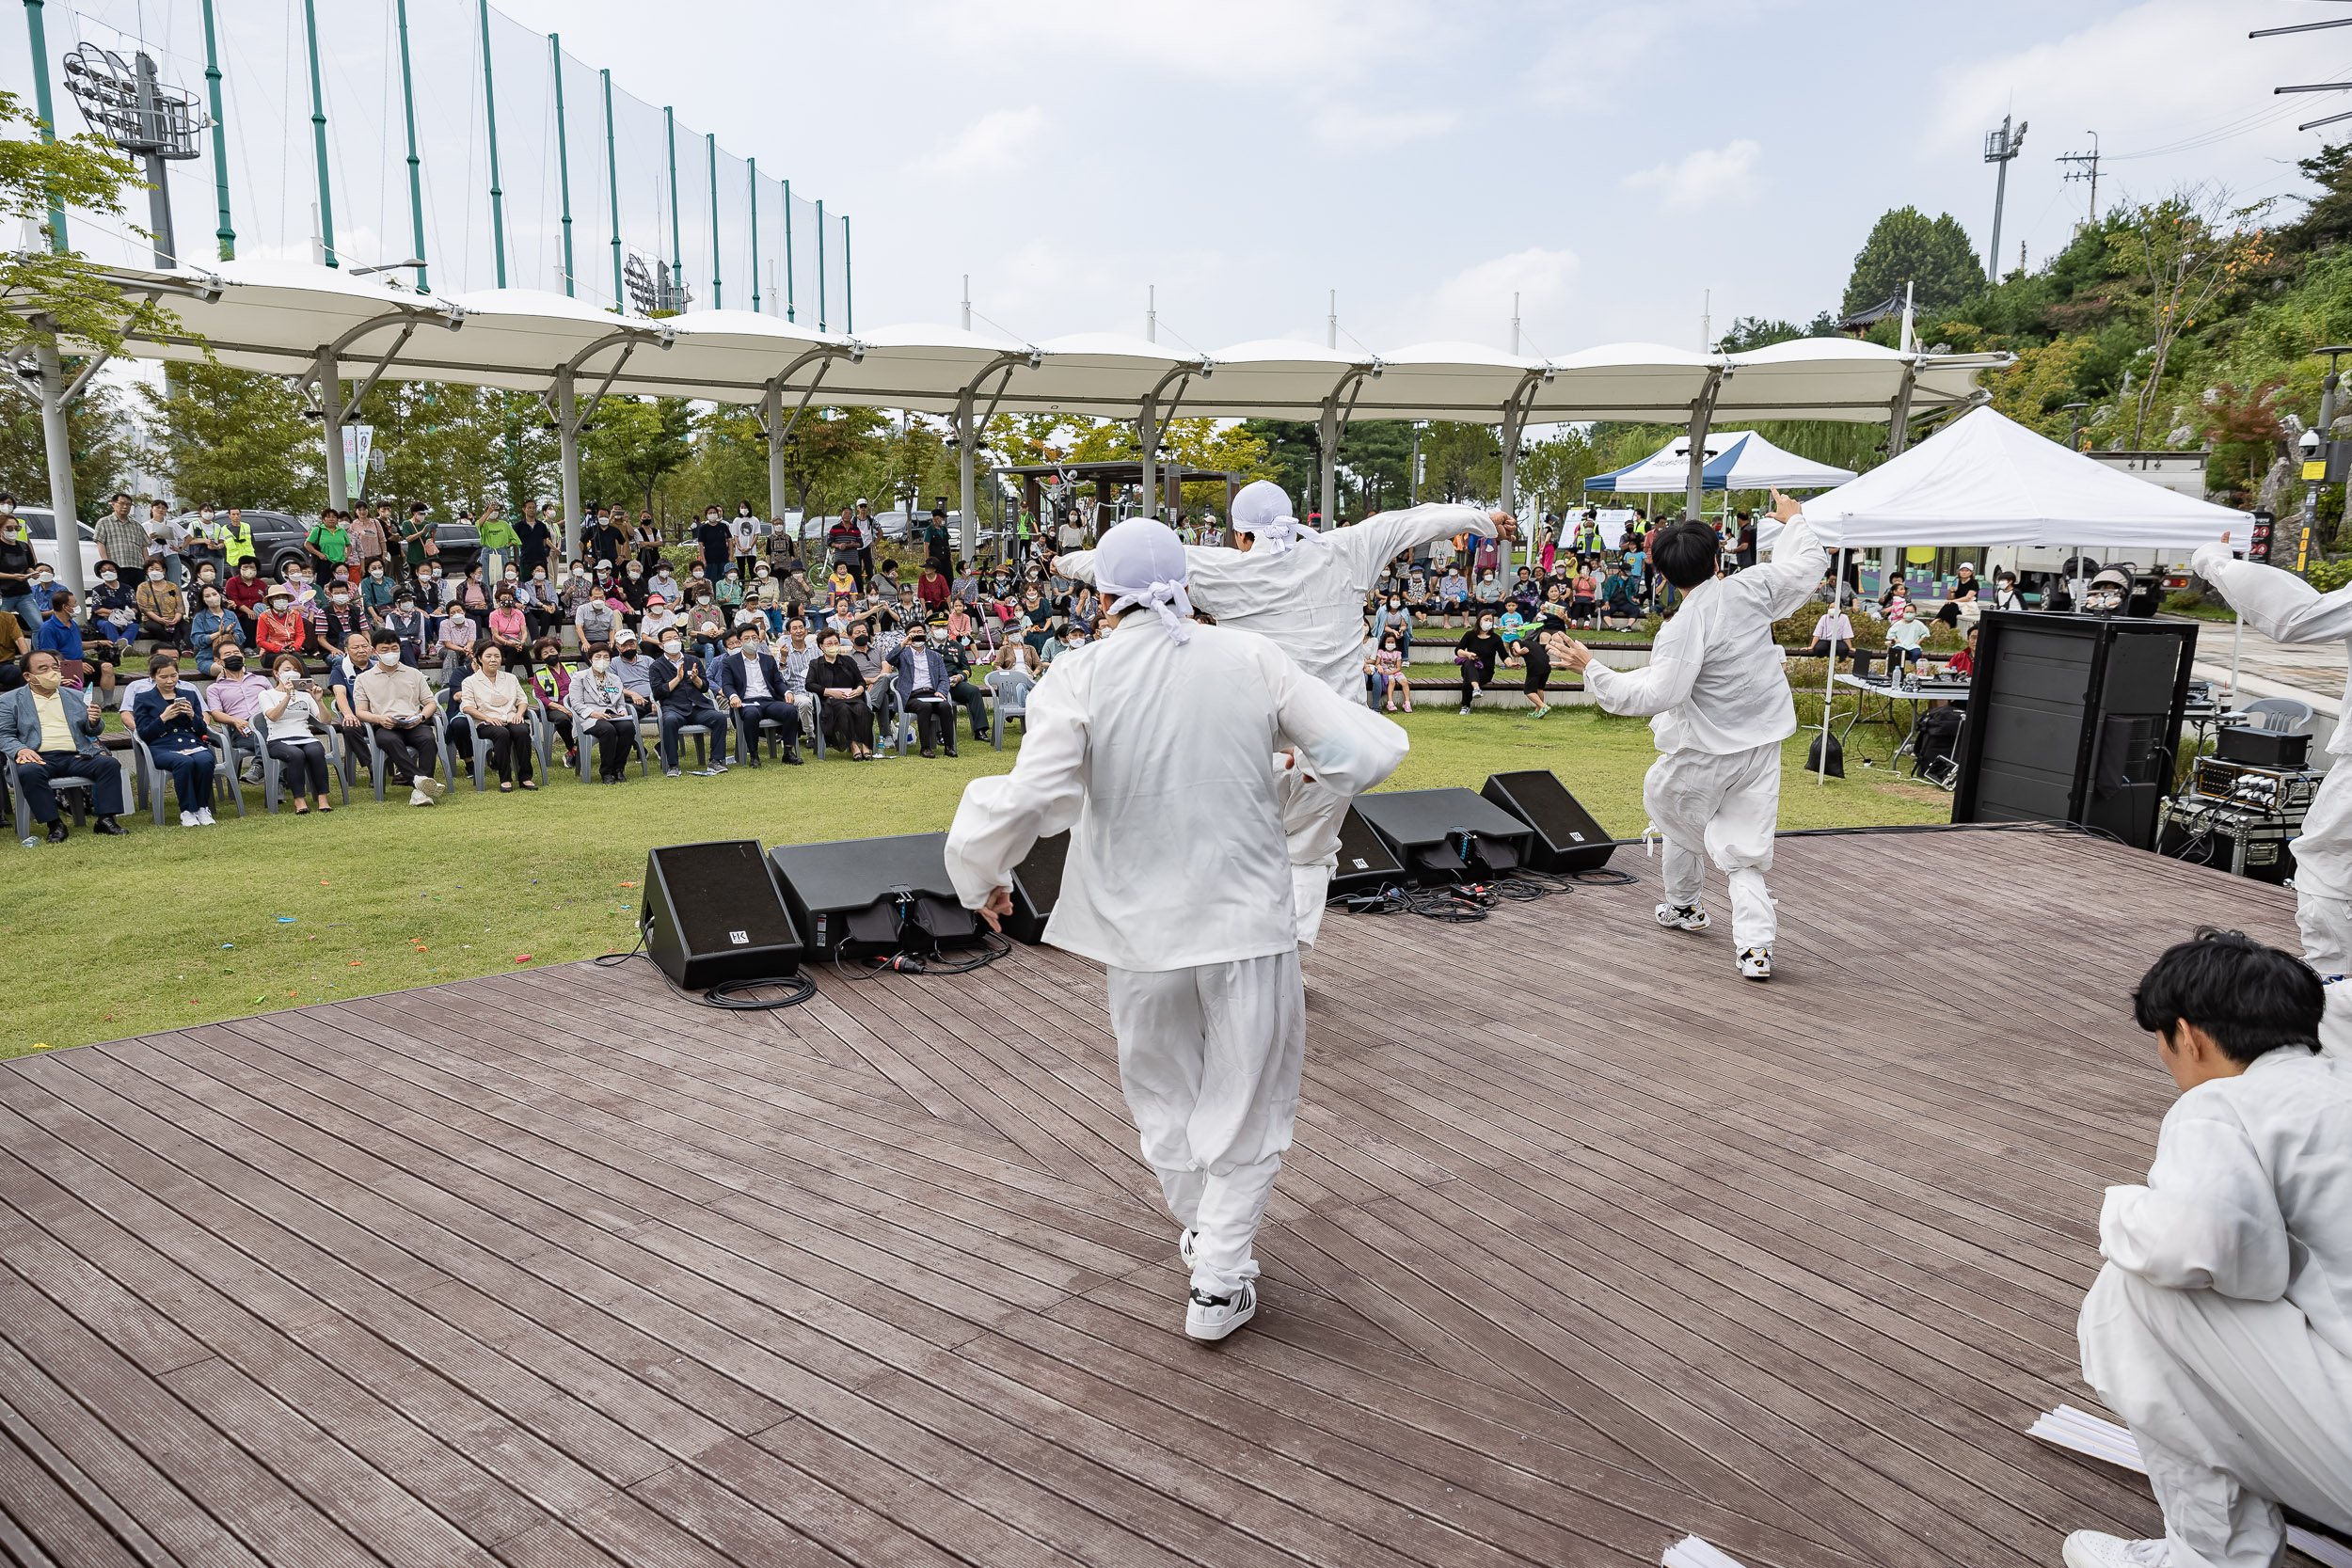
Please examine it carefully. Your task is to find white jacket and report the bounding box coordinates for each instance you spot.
[945,617,1407,971]
[2099,1046,2352,1359]
[2192,541,2352,756]
[1057,502,1496,703]
[1584,515,1829,755]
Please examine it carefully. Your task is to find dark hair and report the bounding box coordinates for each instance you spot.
[147,650,178,673]
[48,589,72,612]
[2132,927,2324,1065]
[373,630,401,648]
[1651,520,1722,589]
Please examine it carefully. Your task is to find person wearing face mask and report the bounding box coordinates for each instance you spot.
[0,498,39,626]
[353,631,448,805]
[731,503,760,579]
[130,551,188,645]
[88,560,141,657]
[775,616,820,740]
[514,501,553,579]
[325,631,374,763]
[648,632,728,775]
[1454,612,1505,714]
[215,506,254,578]
[203,641,274,784]
[359,558,397,626]
[258,654,335,813]
[647,562,682,607]
[255,586,310,663]
[33,590,110,703]
[459,643,536,792]
[717,626,803,766]
[630,509,664,577]
[804,628,874,759]
[485,590,532,677]
[694,506,732,584]
[526,637,580,768]
[636,593,679,649]
[0,649,127,839]
[474,503,518,585]
[519,564,558,640]
[316,576,369,653]
[886,623,960,758]
[131,652,219,826]
[568,644,637,782]
[222,557,266,634]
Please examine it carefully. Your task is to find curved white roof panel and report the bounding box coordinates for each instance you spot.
[84,262,2008,427]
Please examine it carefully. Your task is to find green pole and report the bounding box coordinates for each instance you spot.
[843,214,851,334]
[748,157,760,314]
[816,198,826,332]
[479,0,507,287]
[394,0,427,289]
[706,132,720,310]
[199,0,234,258]
[302,0,336,266]
[664,106,681,299]
[21,0,66,251]
[602,69,621,309]
[549,33,574,296]
[783,179,794,323]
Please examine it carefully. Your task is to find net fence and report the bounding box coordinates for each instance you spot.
[4,0,851,323]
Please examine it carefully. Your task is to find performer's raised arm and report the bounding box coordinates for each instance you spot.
[2193,533,2352,646]
[1263,643,1408,799]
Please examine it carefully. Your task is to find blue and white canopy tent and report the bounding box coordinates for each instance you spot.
[1582,430,1858,495]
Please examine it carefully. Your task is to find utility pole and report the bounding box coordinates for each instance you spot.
[61,43,204,270]
[2057,132,2099,229]
[1983,114,2027,282]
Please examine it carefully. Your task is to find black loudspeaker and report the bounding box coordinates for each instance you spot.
[769,832,983,959]
[2216,725,2311,769]
[1352,788,1535,884]
[1481,769,1618,873]
[639,840,804,989]
[1004,832,1070,945]
[1952,610,2198,849]
[1330,805,1406,893]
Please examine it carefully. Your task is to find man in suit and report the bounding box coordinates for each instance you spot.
[0,649,128,840]
[648,630,729,775]
[890,621,961,758]
[717,626,803,766]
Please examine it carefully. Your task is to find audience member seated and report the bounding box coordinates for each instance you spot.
[260,653,335,814]
[2064,930,2351,1568]
[889,622,960,758]
[1803,601,1858,661]
[223,557,265,632]
[568,644,636,782]
[0,606,26,694]
[718,625,803,766]
[88,562,140,656]
[1453,614,1504,714]
[133,560,186,645]
[459,643,537,792]
[527,638,580,769]
[189,588,244,676]
[315,576,371,654]
[383,589,427,666]
[649,631,728,774]
[1936,562,1982,629]
[485,589,531,676]
[0,650,126,840]
[940,633,990,738]
[204,645,272,784]
[436,598,478,687]
[131,651,219,827]
[805,627,874,760]
[255,584,308,663]
[325,631,373,772]
[353,631,448,806]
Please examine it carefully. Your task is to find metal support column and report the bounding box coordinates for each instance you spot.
[199,0,233,259]
[748,157,760,314]
[32,326,83,597]
[663,106,681,296]
[22,0,67,250]
[1684,369,1723,522]
[317,343,347,513]
[602,70,621,307]
[816,198,826,331]
[548,33,573,296]
[843,215,852,334]
[957,383,977,568]
[1317,392,1340,529]
[130,53,177,268]
[782,180,794,322]
[706,132,721,309]
[395,0,426,288]
[479,0,507,287]
[301,0,336,266]
[556,366,580,560]
[763,380,787,524]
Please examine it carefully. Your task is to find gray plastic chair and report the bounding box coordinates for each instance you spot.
[5,752,89,840]
[2237,696,2314,734]
[991,683,1029,750]
[360,709,453,802]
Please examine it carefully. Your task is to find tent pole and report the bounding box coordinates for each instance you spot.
[317,343,348,514]
[1819,546,1843,784]
[2229,615,2242,699]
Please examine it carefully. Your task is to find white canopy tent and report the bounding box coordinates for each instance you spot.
[1584,429,1857,495]
[1784,405,2251,781]
[17,259,2010,593]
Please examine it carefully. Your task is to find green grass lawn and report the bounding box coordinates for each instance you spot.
[7,705,1944,1057]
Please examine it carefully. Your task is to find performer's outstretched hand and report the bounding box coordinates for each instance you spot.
[1767,488,1803,524]
[1487,511,1520,541]
[1556,638,1593,673]
[977,886,1012,932]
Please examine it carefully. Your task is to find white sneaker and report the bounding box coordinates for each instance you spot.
[415,775,447,800]
[1184,1281,1257,1342]
[1178,1229,1199,1271]
[2061,1532,2169,1568]
[195,807,216,826]
[178,809,199,827]
[1655,901,1709,932]
[1739,946,1772,981]
[409,786,435,807]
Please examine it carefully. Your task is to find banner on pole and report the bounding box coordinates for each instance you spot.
[342,425,374,499]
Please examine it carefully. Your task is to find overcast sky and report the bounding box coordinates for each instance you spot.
[475,0,2343,355]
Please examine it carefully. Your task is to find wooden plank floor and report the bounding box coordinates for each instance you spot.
[0,827,2301,1568]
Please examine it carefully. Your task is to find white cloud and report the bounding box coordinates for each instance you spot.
[1311,104,1456,151]
[1388,247,1581,346]
[1520,4,1707,109]
[926,0,1430,84]
[1622,140,1761,209]
[925,107,1047,176]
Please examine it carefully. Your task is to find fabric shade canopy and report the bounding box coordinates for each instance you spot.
[1583,429,1856,493]
[1794,406,2248,551]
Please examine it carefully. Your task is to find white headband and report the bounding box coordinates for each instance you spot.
[1093,517,1195,644]
[1232,479,1302,557]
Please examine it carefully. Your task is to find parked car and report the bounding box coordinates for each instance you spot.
[171,510,314,580]
[430,518,483,573]
[13,508,103,585]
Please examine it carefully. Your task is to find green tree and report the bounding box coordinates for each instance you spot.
[1418,421,1501,505]
[0,377,135,508]
[778,405,889,519]
[350,382,554,518]
[139,364,321,511]
[1238,420,1322,512]
[581,396,694,521]
[1841,206,1983,317]
[2108,188,2275,447]
[2280,142,2352,257]
[0,89,183,366]
[1340,420,1413,514]
[1513,427,1599,519]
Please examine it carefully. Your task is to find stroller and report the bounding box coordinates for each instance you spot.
[1904,705,1966,790]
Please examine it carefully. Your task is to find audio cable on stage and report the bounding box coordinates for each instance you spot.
[594,937,820,1010]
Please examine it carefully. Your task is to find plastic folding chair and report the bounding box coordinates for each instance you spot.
[991,686,1029,750]
[5,752,90,840]
[260,726,348,813]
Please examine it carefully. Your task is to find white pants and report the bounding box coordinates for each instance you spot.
[1644,741,1782,951]
[2285,767,2352,1057]
[2079,1263,2352,1568]
[1106,951,1306,1297]
[1276,760,1353,949]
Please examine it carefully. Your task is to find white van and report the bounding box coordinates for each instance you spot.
[12,508,103,585]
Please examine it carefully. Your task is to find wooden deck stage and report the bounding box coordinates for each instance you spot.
[0,827,2305,1568]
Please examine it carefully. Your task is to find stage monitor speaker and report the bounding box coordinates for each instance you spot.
[639,839,804,990]
[1951,610,2198,850]
[1352,788,1535,884]
[1481,769,1618,873]
[1004,832,1070,945]
[1331,805,1406,894]
[769,832,983,960]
